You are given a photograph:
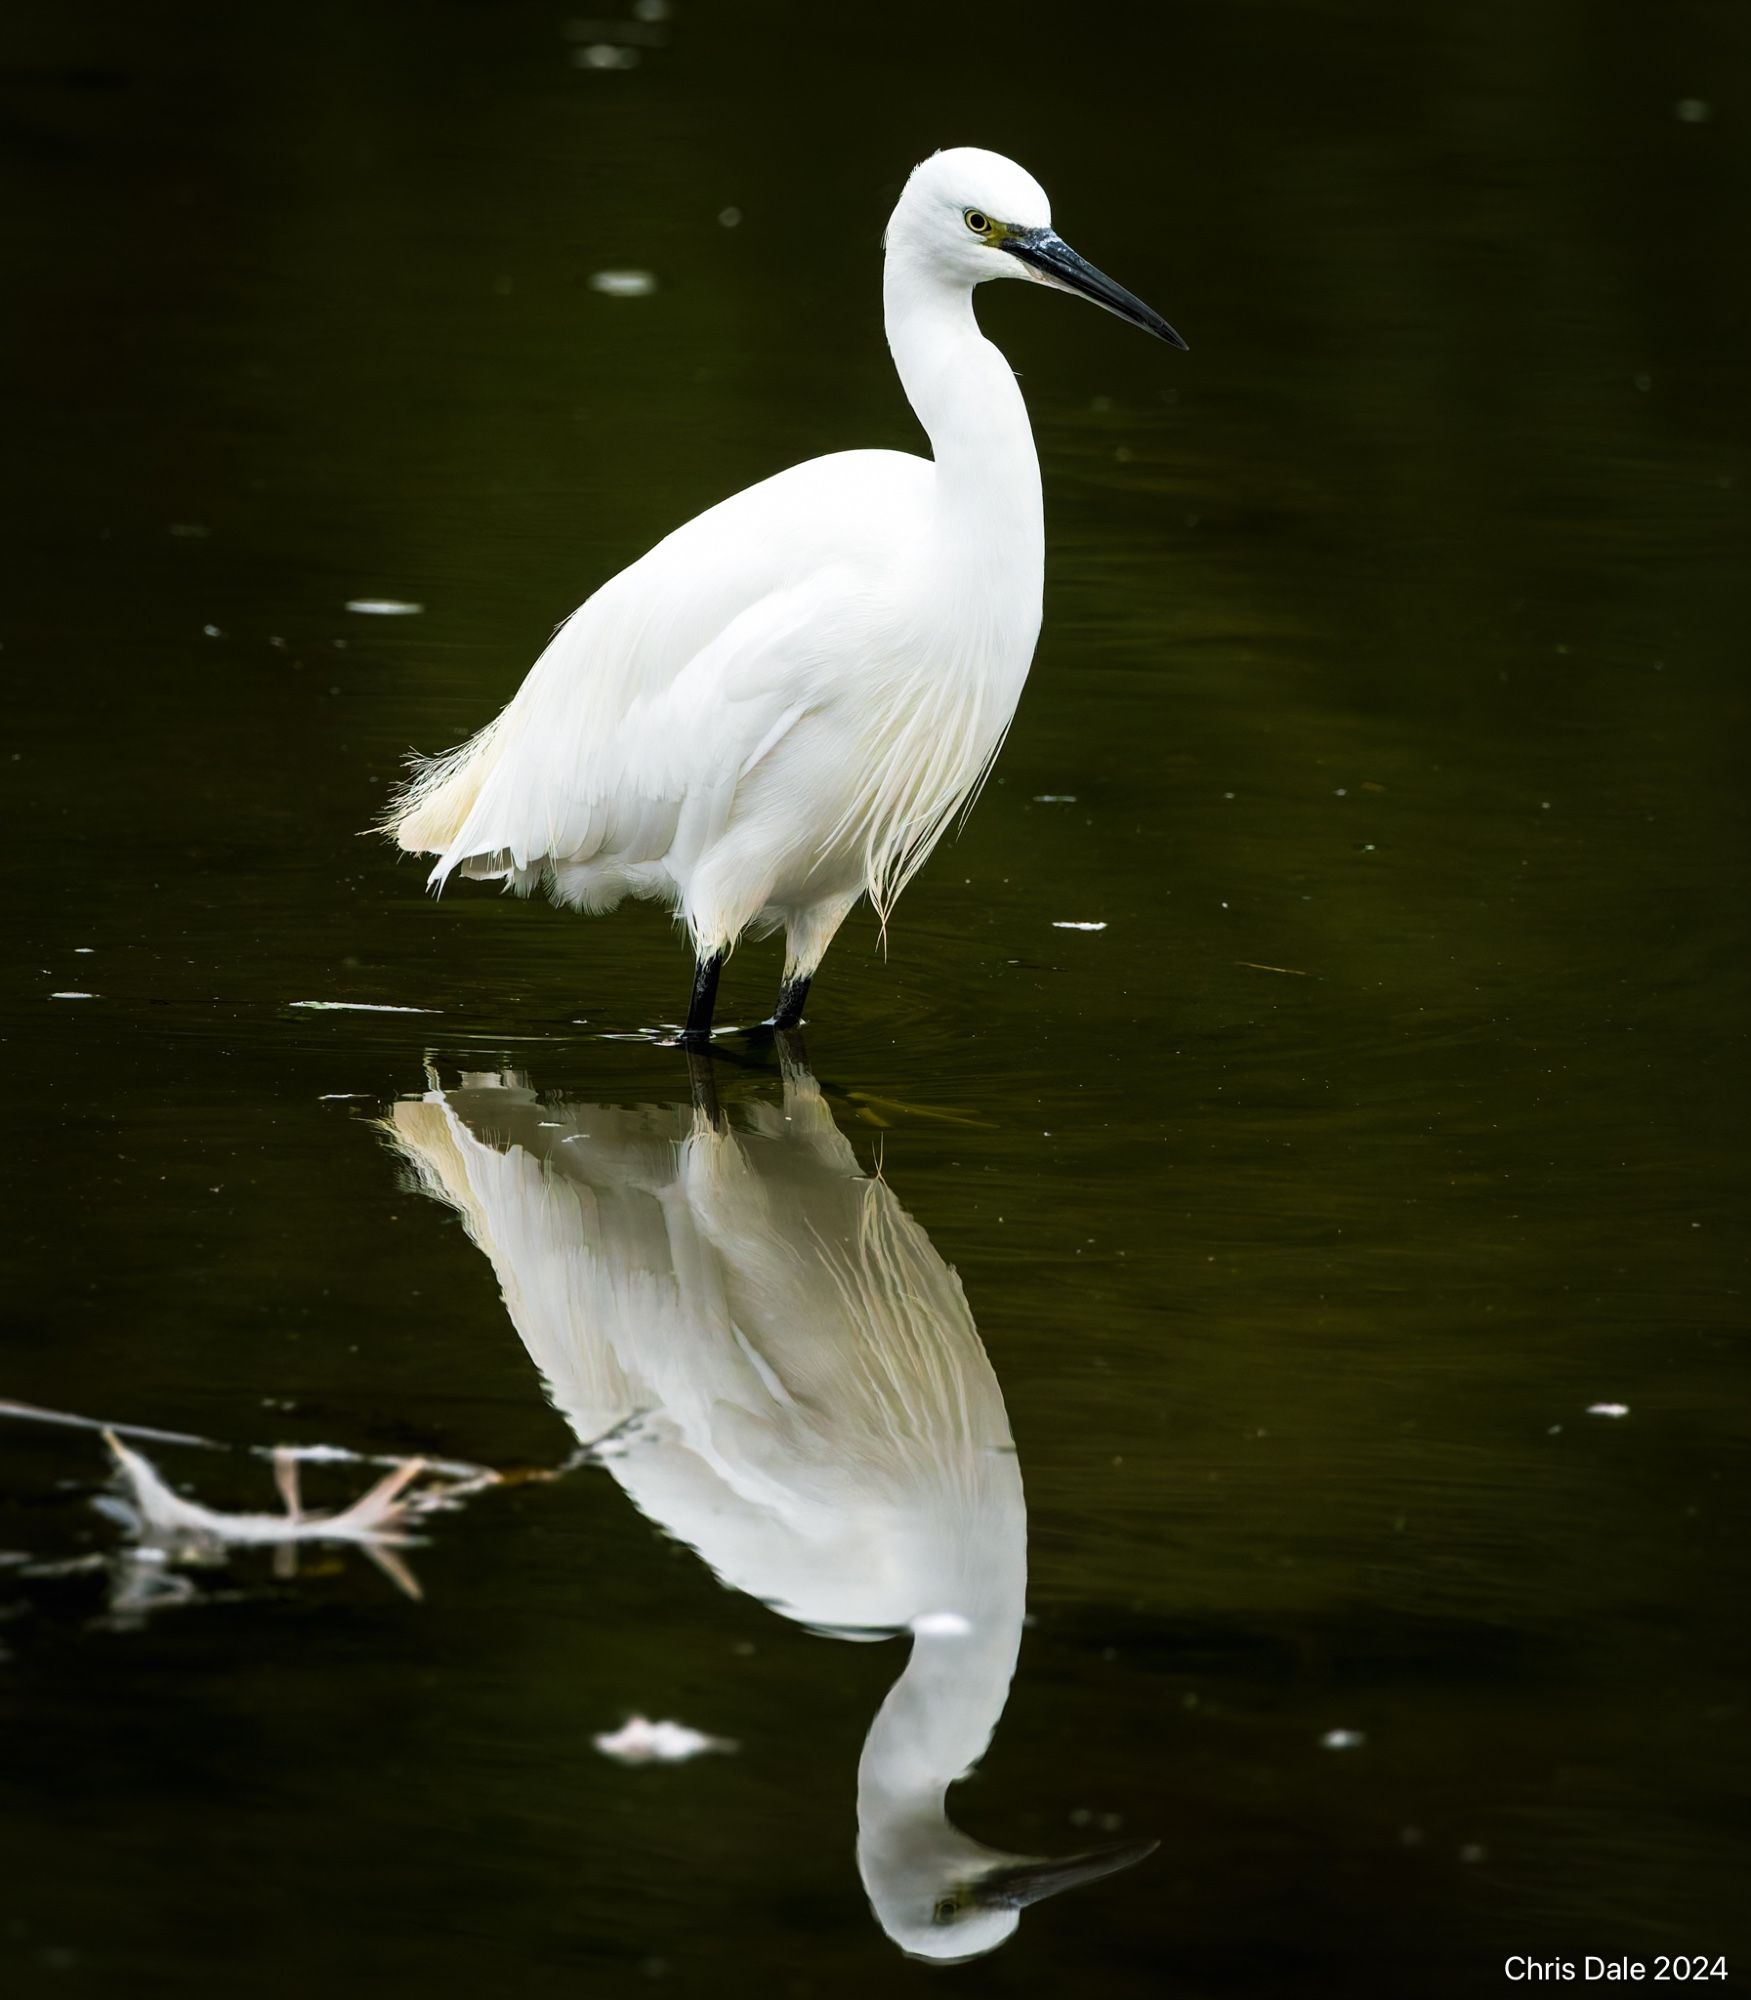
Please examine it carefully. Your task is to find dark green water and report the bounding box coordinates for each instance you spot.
[3,1,1748,1993]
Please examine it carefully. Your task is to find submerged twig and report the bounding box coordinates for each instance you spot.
[99,1432,488,1602]
[0,1395,504,1483]
[2,1395,588,1620]
[0,1398,219,1451]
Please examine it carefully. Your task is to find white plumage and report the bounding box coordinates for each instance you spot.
[384,1052,1154,1959]
[384,147,1183,1034]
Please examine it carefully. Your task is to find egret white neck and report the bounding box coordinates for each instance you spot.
[883,256,1044,557]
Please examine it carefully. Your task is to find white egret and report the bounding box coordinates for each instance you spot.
[385,1049,1154,1960]
[383,147,1184,1037]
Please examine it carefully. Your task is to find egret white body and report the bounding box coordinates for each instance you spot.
[386,1052,1153,1959]
[385,148,1183,1035]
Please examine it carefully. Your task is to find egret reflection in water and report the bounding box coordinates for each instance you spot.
[384,1046,1153,1961]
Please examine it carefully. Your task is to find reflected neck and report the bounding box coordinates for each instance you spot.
[856,1575,1025,1827]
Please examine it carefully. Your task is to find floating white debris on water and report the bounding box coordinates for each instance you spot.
[344,598,424,616]
[1586,1402,1630,1418]
[1320,1728,1366,1751]
[574,42,639,69]
[50,991,96,1000]
[1675,98,1711,123]
[1052,920,1108,932]
[718,205,742,228]
[74,946,94,954]
[290,1000,440,1014]
[202,624,223,637]
[1033,793,1078,803]
[589,269,657,298]
[593,1716,736,1765]
[317,1092,368,1101]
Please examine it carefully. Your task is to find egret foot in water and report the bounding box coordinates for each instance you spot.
[769,973,811,1033]
[679,950,725,1045]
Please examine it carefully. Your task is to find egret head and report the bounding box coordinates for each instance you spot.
[863,1824,1160,1964]
[888,146,1186,349]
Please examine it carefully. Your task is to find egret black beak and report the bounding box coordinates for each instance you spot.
[1000,228,1187,349]
[973,1837,1160,1911]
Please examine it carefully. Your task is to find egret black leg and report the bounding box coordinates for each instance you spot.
[681,950,724,1043]
[771,972,811,1032]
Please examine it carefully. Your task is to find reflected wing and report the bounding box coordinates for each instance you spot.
[384,1069,1018,1636]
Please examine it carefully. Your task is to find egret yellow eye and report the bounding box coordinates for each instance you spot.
[964,210,990,235]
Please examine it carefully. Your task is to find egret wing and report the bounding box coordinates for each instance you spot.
[388,449,930,903]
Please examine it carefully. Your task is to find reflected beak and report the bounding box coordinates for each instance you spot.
[1000,228,1187,349]
[973,1837,1160,1911]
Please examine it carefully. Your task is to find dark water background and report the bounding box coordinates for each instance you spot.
[2,1,1748,1993]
